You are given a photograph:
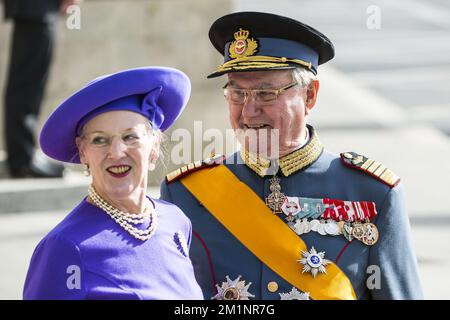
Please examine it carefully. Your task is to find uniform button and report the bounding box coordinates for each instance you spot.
[267,281,278,293]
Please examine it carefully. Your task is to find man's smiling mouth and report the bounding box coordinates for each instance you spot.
[243,124,272,130]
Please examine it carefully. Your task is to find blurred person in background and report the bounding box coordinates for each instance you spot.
[2,0,79,178]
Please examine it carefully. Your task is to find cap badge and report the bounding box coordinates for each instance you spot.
[229,28,258,59]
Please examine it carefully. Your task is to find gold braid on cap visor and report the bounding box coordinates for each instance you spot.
[215,55,313,73]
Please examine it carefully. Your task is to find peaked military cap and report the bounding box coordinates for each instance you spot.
[207,11,335,78]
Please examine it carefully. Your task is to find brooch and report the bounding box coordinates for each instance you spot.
[173,231,189,257]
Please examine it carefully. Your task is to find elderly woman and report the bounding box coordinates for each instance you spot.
[23,67,203,300]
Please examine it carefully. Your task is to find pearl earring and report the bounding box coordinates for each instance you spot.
[148,163,156,171]
[83,164,90,176]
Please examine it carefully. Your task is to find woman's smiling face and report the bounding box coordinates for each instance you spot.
[76,110,158,202]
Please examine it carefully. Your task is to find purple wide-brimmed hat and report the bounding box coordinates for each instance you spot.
[39,66,191,164]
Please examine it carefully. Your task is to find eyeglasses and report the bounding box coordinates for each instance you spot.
[81,130,150,149]
[223,81,299,105]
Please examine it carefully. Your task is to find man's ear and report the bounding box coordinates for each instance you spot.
[305,79,320,114]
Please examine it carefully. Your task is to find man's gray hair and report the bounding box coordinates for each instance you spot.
[291,67,317,87]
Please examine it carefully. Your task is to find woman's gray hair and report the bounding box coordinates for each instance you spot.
[291,67,317,87]
[144,121,155,133]
[147,121,169,171]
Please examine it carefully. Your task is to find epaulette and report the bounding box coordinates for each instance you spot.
[340,152,400,188]
[166,154,226,183]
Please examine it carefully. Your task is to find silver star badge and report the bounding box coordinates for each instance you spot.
[298,246,331,278]
[212,275,255,300]
[279,287,310,300]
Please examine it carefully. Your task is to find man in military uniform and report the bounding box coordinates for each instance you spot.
[160,12,423,300]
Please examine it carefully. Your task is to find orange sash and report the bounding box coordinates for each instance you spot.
[180,164,356,300]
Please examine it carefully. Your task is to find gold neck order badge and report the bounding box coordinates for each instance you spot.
[240,127,324,177]
[265,176,286,214]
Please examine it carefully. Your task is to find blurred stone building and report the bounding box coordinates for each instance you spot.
[0,0,235,184]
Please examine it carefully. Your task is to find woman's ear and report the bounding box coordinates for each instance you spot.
[75,136,87,164]
[149,131,161,164]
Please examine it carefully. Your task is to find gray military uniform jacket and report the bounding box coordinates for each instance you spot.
[160,126,423,300]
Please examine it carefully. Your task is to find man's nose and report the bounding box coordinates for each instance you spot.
[107,137,127,159]
[241,94,261,118]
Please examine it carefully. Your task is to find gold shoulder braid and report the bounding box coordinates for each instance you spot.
[240,126,324,177]
[166,154,226,183]
[340,152,400,188]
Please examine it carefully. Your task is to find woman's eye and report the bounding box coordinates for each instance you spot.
[92,137,107,144]
[124,134,139,141]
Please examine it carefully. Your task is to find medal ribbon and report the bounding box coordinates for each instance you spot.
[180,164,357,300]
[282,196,377,221]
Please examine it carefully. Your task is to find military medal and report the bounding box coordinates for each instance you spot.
[212,275,255,300]
[289,214,378,248]
[281,197,301,217]
[298,247,330,278]
[309,219,320,232]
[351,222,365,241]
[291,219,304,235]
[279,287,310,300]
[317,220,327,235]
[337,220,379,246]
[302,219,312,233]
[265,176,286,214]
[337,220,345,234]
[342,222,354,242]
[291,218,311,235]
[275,193,379,246]
[362,221,379,246]
[324,219,340,235]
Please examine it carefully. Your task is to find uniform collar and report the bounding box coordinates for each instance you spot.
[240,125,323,177]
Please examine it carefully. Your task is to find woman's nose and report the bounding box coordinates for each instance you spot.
[107,137,127,159]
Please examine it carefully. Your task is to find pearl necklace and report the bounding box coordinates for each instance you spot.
[88,185,158,241]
